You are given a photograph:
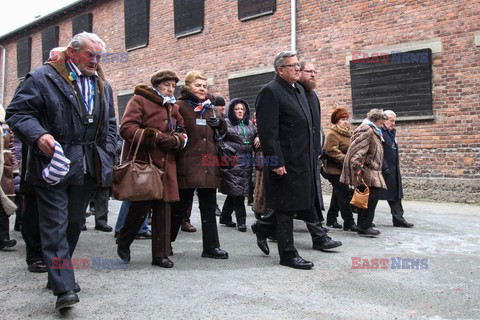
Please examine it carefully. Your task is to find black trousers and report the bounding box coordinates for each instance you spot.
[357,186,380,230]
[35,174,97,296]
[91,186,110,227]
[0,208,10,241]
[21,192,44,265]
[326,174,355,227]
[118,200,170,259]
[171,188,220,251]
[220,195,247,225]
[388,199,406,223]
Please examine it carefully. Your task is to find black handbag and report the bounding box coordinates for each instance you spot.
[214,128,237,169]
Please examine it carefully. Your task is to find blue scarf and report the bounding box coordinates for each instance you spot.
[365,119,384,142]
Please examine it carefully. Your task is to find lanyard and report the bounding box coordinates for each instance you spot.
[239,121,249,144]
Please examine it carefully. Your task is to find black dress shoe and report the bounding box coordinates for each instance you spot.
[28,261,48,273]
[55,290,79,310]
[237,224,247,232]
[47,282,81,293]
[80,224,87,231]
[357,227,381,236]
[0,239,16,249]
[201,247,228,259]
[215,205,222,216]
[95,224,113,232]
[393,220,414,228]
[135,230,152,239]
[280,256,314,270]
[312,236,342,251]
[326,221,342,229]
[117,245,131,262]
[152,257,174,268]
[251,223,269,255]
[343,223,359,232]
[219,218,236,227]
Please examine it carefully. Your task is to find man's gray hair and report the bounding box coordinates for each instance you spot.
[68,32,106,54]
[274,51,297,73]
[367,108,388,121]
[384,110,396,118]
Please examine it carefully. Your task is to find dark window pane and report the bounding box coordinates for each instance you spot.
[17,37,32,78]
[124,0,149,50]
[72,13,93,36]
[41,26,59,63]
[174,0,204,38]
[117,93,134,121]
[238,0,276,21]
[349,48,433,119]
[229,71,275,112]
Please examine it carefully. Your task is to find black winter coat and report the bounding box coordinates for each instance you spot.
[255,74,317,221]
[379,126,403,200]
[219,98,257,197]
[6,62,117,187]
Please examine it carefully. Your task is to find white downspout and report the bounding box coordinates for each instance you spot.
[0,44,5,109]
[291,0,296,52]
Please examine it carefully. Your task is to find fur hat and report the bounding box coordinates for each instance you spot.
[150,70,180,87]
[331,107,350,124]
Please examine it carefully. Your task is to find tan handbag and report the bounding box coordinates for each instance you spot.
[112,130,165,201]
[350,177,369,209]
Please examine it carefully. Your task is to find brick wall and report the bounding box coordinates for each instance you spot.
[1,0,479,201]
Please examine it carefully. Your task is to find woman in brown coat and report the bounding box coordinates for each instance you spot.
[117,70,186,268]
[340,108,387,236]
[324,108,358,231]
[170,70,229,259]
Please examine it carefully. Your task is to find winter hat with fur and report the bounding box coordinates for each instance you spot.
[331,107,350,124]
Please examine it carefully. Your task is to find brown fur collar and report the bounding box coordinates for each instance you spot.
[331,124,352,137]
[134,84,164,105]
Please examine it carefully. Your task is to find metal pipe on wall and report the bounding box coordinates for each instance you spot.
[291,0,296,52]
[0,44,5,109]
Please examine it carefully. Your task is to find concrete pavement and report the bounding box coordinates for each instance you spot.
[0,194,479,319]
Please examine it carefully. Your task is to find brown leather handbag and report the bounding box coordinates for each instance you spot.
[350,177,369,209]
[112,130,165,201]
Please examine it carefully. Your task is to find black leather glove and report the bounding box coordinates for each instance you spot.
[206,117,221,128]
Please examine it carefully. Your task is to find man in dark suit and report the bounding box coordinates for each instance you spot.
[380,110,414,228]
[252,51,341,270]
[7,32,117,310]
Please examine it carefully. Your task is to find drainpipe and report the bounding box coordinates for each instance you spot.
[291,0,296,52]
[0,44,5,109]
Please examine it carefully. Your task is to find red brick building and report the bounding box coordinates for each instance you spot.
[1,0,479,202]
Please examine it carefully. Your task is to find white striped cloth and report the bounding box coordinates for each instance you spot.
[42,141,71,185]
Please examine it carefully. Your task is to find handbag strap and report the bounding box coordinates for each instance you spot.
[125,129,145,161]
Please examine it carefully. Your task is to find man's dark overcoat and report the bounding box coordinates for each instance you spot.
[255,74,317,221]
[379,126,403,201]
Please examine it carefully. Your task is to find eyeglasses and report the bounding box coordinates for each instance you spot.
[302,69,317,74]
[281,63,300,68]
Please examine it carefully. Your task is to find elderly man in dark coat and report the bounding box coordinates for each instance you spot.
[379,110,414,228]
[6,32,117,310]
[251,51,341,270]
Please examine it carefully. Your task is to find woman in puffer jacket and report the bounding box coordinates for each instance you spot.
[219,98,258,232]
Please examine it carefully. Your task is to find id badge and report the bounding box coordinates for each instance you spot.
[83,115,95,125]
[196,118,207,126]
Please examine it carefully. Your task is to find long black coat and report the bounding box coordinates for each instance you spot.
[219,98,257,197]
[255,74,317,221]
[299,82,325,213]
[379,126,403,200]
[6,62,117,187]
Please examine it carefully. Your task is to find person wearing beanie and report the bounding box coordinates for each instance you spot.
[117,69,187,268]
[324,107,359,231]
[6,32,118,310]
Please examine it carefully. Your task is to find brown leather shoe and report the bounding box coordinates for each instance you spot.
[181,222,197,232]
